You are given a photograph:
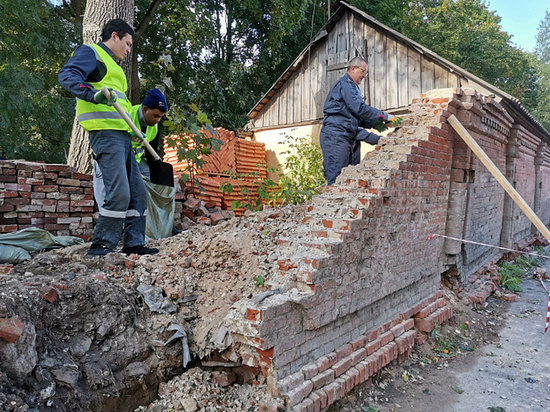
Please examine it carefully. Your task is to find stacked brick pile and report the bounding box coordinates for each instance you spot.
[0,160,94,238]
[163,127,268,216]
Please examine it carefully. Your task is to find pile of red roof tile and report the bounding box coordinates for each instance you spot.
[163,128,268,216]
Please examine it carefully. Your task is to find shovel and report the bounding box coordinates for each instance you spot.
[100,87,174,187]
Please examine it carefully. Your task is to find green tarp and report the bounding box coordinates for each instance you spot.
[0,227,84,264]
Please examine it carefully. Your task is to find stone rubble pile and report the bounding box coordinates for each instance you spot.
[134,367,283,412]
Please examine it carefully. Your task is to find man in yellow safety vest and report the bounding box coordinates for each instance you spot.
[58,19,159,257]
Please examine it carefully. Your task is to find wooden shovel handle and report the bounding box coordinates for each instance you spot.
[100,86,161,161]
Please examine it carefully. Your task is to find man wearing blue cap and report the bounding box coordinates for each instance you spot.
[132,89,180,237]
[130,88,168,177]
[94,88,179,238]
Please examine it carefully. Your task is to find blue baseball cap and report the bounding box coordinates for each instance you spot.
[142,88,168,112]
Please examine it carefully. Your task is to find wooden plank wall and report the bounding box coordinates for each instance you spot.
[253,10,459,129]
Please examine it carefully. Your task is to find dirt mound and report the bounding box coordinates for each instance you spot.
[0,207,302,411]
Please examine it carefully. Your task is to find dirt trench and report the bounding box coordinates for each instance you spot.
[0,207,298,411]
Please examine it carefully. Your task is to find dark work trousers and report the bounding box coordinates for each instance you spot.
[89,130,147,249]
[320,127,355,185]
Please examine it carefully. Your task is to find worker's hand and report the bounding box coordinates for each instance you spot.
[387,115,403,127]
[94,88,117,106]
[375,121,387,133]
[129,131,146,143]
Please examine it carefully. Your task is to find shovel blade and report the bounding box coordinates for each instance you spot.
[149,160,174,187]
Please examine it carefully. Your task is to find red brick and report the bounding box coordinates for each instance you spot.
[309,391,322,412]
[321,219,333,228]
[311,368,335,390]
[416,301,437,318]
[43,287,58,303]
[350,347,367,366]
[213,371,236,387]
[277,259,297,271]
[257,347,274,359]
[316,389,328,409]
[390,323,405,338]
[379,331,393,346]
[302,362,318,380]
[0,317,24,343]
[317,353,338,373]
[366,339,381,355]
[332,358,351,377]
[293,398,314,412]
[246,308,261,321]
[366,327,380,341]
[334,343,353,360]
[403,318,415,331]
[414,317,435,333]
[286,380,313,406]
[350,335,368,351]
[0,264,13,274]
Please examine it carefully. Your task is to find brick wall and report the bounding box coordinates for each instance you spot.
[0,161,94,238]
[218,88,550,411]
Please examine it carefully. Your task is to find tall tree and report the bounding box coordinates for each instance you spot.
[137,0,323,130]
[531,10,550,131]
[0,0,75,163]
[66,0,135,173]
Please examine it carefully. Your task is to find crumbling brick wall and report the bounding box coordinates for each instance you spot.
[215,88,550,412]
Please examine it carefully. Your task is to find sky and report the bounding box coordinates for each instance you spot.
[486,0,549,52]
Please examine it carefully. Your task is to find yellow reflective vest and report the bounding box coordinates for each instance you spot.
[76,44,131,131]
[130,105,158,163]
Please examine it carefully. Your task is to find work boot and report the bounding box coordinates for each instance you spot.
[171,226,182,236]
[87,243,113,257]
[122,245,159,256]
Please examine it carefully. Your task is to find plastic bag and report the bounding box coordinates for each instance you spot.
[143,177,176,239]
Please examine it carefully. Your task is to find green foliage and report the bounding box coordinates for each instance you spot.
[0,0,77,163]
[497,261,523,292]
[137,0,326,131]
[350,0,534,100]
[530,11,550,131]
[4,0,550,166]
[497,247,547,292]
[430,322,459,357]
[156,54,222,194]
[274,135,325,205]
[254,275,266,287]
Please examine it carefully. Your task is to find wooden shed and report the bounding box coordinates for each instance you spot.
[247,0,549,171]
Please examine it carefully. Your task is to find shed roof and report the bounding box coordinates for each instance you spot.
[248,1,549,139]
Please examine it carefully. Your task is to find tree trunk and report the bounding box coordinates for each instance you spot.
[67,0,135,173]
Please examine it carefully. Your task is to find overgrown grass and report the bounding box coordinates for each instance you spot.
[497,246,548,292]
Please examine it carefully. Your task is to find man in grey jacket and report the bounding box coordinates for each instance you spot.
[320,56,400,185]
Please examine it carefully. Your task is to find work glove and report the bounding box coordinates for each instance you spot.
[387,114,403,127]
[374,122,387,133]
[94,88,117,106]
[129,131,146,143]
